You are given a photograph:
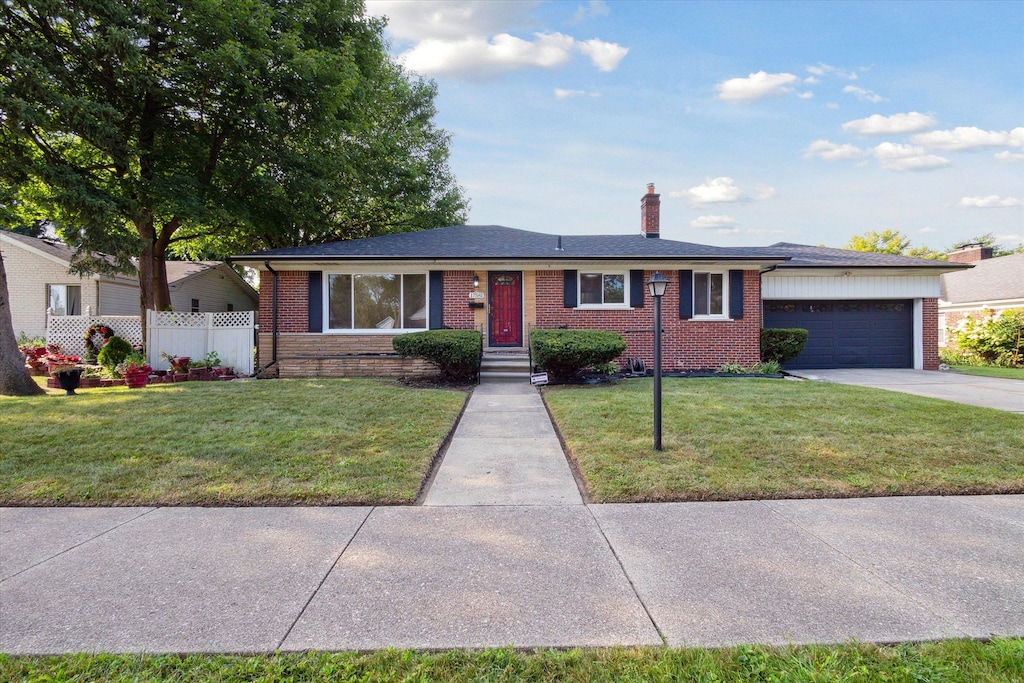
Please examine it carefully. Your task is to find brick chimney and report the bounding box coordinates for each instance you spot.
[947,243,994,263]
[641,183,660,238]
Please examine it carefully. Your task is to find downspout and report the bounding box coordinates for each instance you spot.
[264,260,279,371]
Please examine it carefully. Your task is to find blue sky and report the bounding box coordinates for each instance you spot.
[365,0,1024,251]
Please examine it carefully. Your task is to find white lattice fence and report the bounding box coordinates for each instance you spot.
[147,310,255,375]
[47,316,143,357]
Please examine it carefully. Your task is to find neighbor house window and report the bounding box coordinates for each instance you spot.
[578,272,627,307]
[191,298,200,313]
[327,273,427,331]
[938,313,946,347]
[694,272,726,317]
[47,284,81,316]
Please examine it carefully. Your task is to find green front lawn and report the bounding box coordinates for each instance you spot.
[543,378,1024,502]
[951,365,1024,380]
[2,640,1022,682]
[0,379,466,506]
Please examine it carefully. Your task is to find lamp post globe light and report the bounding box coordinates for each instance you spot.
[646,271,668,451]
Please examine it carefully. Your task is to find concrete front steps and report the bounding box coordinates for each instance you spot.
[480,349,532,382]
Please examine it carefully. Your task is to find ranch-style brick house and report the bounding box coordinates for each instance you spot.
[233,185,966,379]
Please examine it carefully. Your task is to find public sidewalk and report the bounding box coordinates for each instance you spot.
[2,383,1023,654]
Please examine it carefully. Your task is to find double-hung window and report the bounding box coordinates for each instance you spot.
[47,284,81,316]
[578,271,627,307]
[327,273,427,331]
[693,272,727,318]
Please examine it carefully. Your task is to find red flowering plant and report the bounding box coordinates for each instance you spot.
[45,349,82,373]
[116,352,152,378]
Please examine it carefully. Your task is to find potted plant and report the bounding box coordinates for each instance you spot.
[44,349,83,395]
[117,352,153,389]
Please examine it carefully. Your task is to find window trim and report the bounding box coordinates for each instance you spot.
[692,270,731,320]
[576,270,631,310]
[322,270,430,333]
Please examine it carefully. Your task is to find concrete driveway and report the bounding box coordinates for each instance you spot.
[787,369,1024,413]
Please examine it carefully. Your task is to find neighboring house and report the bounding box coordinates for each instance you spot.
[1,231,259,339]
[938,247,1024,347]
[233,185,965,378]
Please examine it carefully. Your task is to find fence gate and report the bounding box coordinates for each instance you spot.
[146,310,255,375]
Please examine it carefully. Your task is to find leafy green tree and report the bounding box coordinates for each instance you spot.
[844,230,913,255]
[0,0,466,316]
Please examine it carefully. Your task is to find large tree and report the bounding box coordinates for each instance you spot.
[0,0,466,314]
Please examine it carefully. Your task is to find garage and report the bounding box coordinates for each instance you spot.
[763,299,913,369]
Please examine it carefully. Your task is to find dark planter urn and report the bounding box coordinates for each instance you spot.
[54,369,83,396]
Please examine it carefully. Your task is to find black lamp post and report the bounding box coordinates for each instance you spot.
[646,271,668,451]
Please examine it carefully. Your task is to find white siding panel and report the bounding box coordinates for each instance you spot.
[169,267,258,312]
[99,281,140,315]
[762,274,941,299]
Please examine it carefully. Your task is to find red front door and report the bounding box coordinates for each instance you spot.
[488,271,523,347]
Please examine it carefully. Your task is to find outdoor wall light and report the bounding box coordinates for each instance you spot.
[646,271,669,451]
[473,274,480,289]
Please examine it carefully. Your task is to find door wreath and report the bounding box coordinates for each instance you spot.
[83,324,115,357]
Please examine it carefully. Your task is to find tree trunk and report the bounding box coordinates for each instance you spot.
[136,217,173,345]
[0,249,45,395]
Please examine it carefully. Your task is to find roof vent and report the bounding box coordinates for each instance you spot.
[556,235,564,251]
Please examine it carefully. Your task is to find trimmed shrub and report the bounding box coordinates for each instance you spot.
[760,328,808,365]
[393,330,482,379]
[531,329,627,381]
[97,335,132,374]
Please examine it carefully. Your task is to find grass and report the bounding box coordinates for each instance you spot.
[1,640,1022,682]
[0,378,466,506]
[543,378,1024,502]
[950,365,1024,380]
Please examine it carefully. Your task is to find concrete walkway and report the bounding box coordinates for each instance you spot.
[788,369,1024,413]
[422,382,582,506]
[3,382,1023,654]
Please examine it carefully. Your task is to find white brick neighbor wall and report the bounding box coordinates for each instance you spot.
[1,240,100,339]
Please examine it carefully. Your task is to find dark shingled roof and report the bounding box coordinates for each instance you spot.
[767,242,968,269]
[940,253,1024,303]
[237,225,780,260]
[232,225,971,270]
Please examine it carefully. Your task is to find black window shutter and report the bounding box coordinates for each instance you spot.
[729,270,744,319]
[308,271,322,332]
[678,270,693,319]
[629,270,645,308]
[563,270,577,308]
[429,271,444,329]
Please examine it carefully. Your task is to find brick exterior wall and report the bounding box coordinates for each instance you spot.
[922,297,939,371]
[1,239,101,339]
[535,269,762,370]
[442,270,477,329]
[258,269,309,334]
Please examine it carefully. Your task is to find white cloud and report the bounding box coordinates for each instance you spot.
[842,112,936,136]
[716,71,800,103]
[571,0,609,23]
[797,91,814,99]
[803,140,865,161]
[400,32,581,78]
[826,102,839,110]
[919,227,937,233]
[554,88,598,99]
[872,143,951,171]
[576,38,628,71]
[674,177,746,205]
[959,195,1023,208]
[843,85,885,103]
[370,0,626,79]
[996,150,1024,162]
[754,184,777,200]
[367,0,539,41]
[807,63,858,80]
[690,215,738,230]
[715,228,741,235]
[804,76,819,85]
[912,126,1024,151]
[996,233,1023,244]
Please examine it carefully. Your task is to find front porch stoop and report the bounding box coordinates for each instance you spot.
[480,348,531,383]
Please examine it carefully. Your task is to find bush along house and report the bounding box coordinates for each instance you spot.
[232,185,967,379]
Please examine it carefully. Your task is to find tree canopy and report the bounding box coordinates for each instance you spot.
[844,229,1023,260]
[0,0,467,313]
